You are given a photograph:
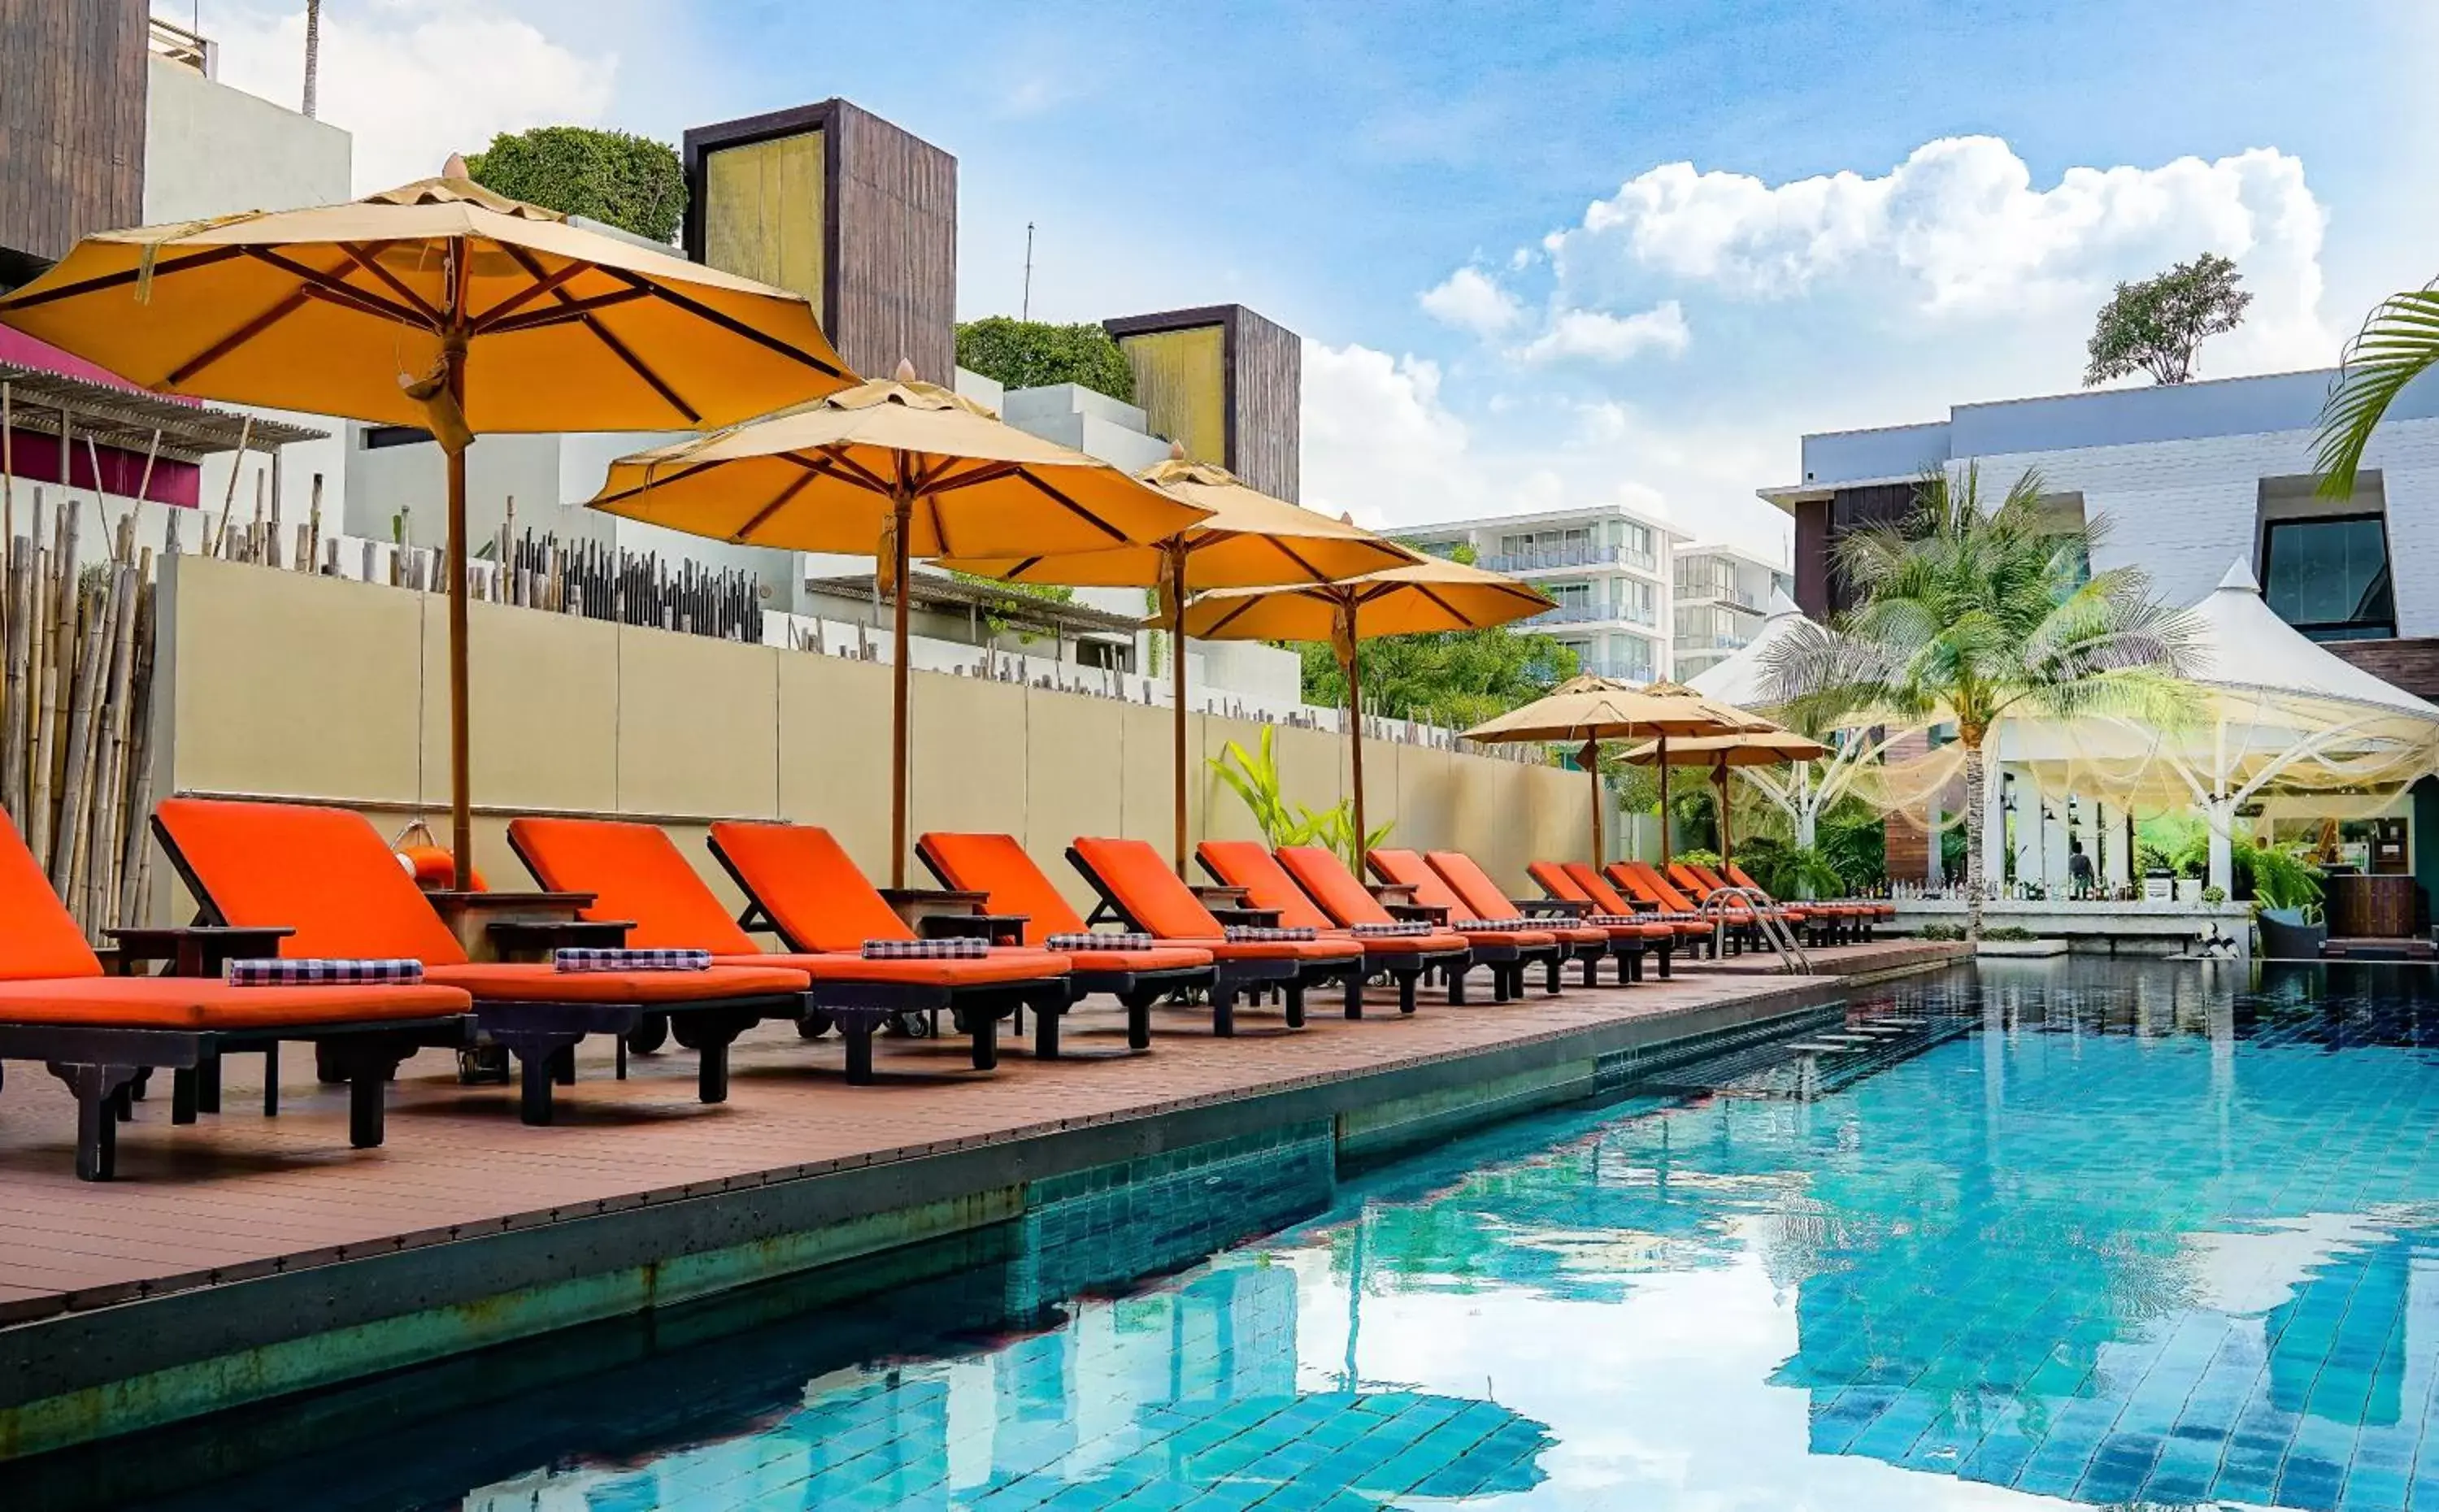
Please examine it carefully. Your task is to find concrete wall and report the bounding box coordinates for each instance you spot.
[148,558,1589,923]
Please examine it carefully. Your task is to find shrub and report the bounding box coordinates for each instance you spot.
[465,127,685,243]
[1919,923,1966,941]
[2200,884,2228,905]
[1676,848,1723,869]
[955,318,1136,403]
[1980,925,2037,941]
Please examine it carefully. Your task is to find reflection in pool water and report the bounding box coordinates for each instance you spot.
[114,960,2439,1510]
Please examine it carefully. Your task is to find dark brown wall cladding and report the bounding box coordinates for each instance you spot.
[1825,482,1919,615]
[683,98,957,387]
[1792,497,1832,619]
[828,101,955,386]
[0,0,147,272]
[1228,305,1301,502]
[2329,638,2439,702]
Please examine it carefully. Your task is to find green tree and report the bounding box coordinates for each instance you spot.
[1765,464,2198,937]
[2083,252,2251,386]
[955,318,1135,402]
[465,127,686,243]
[1296,537,1576,730]
[2313,280,2439,497]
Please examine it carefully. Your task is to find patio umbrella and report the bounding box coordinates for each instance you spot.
[1620,727,1827,867]
[938,449,1419,874]
[0,165,854,885]
[587,370,1209,884]
[1180,558,1554,871]
[1463,676,1769,867]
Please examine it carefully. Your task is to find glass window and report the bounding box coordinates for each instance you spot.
[1540,580,1590,607]
[2263,515,2396,641]
[1617,579,1656,625]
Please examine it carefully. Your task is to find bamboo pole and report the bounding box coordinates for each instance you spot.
[134,428,161,511]
[85,531,138,929]
[2,538,28,823]
[2,380,12,654]
[210,416,252,556]
[51,576,109,897]
[116,572,157,928]
[306,472,324,571]
[30,501,74,870]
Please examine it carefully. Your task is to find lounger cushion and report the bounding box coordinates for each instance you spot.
[154,798,471,964]
[916,832,1092,943]
[1274,845,1400,928]
[0,815,105,980]
[1177,936,1362,964]
[1071,836,1227,939]
[1196,841,1337,932]
[508,818,760,953]
[720,952,1070,988]
[425,961,807,1003]
[1367,849,1472,918]
[707,823,915,952]
[1562,863,1685,939]
[0,975,470,1030]
[1054,946,1213,975]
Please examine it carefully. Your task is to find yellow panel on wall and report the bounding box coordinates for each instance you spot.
[1120,324,1226,466]
[703,130,825,307]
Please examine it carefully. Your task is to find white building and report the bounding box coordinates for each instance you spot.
[1396,504,1688,684]
[1671,543,1793,683]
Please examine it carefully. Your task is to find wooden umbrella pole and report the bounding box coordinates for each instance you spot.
[888,479,915,889]
[1168,545,1189,877]
[1657,733,1672,867]
[1346,624,1367,869]
[1583,739,1601,866]
[443,247,475,890]
[1715,758,1733,867]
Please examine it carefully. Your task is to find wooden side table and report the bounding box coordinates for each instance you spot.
[421,890,599,962]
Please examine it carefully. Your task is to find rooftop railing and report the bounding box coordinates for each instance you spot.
[149,17,215,76]
[1483,542,1657,574]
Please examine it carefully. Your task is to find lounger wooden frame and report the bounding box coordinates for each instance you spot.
[1065,847,1336,1036]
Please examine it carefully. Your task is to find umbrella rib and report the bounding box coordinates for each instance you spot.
[480,287,652,337]
[241,247,425,328]
[1195,594,1274,638]
[600,267,850,380]
[497,242,700,425]
[1267,537,1337,584]
[1405,582,1480,627]
[0,245,249,310]
[923,459,1025,494]
[729,468,818,541]
[163,288,314,387]
[806,445,895,495]
[1011,469,1130,542]
[468,257,590,330]
[925,490,954,556]
[332,242,442,325]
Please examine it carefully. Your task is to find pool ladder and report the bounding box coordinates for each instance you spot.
[1702,885,1813,975]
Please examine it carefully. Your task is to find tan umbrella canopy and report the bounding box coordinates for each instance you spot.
[939,450,1419,874]
[0,167,855,885]
[1463,675,1771,866]
[589,370,1211,884]
[1619,727,1828,867]
[1181,558,1553,864]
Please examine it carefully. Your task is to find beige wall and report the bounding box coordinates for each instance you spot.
[151,558,1589,922]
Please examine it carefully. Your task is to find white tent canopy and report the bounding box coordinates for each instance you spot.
[2003,559,2439,892]
[1686,589,1925,852]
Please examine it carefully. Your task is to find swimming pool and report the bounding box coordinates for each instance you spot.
[86,960,2439,1510]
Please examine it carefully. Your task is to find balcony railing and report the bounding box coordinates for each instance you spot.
[149,17,215,76]
[1524,601,1611,625]
[1482,542,1658,574]
[1674,632,1752,653]
[1573,655,1655,683]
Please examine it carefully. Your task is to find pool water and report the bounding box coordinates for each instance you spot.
[107,961,2439,1510]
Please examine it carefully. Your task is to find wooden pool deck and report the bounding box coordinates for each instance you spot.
[0,939,1963,1460]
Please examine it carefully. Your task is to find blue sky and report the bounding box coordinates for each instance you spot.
[204,0,2438,556]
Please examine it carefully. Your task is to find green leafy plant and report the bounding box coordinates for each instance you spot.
[2242,842,2324,913]
[2315,280,2439,498]
[1767,463,2199,937]
[2200,884,2228,905]
[1980,925,2038,941]
[955,318,1135,402]
[1206,727,1390,871]
[2083,252,2251,386]
[1919,923,1966,941]
[1676,847,1724,869]
[1735,836,1850,902]
[946,569,1076,642]
[465,127,685,242]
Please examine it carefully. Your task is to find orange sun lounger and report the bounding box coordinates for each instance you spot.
[1066,836,1364,1035]
[1542,861,1718,961]
[511,817,1077,1078]
[1719,861,1884,939]
[1196,840,1471,1016]
[1609,860,1767,954]
[0,814,472,1180]
[152,798,810,1123]
[1363,847,1601,994]
[911,831,1218,1050]
[1424,849,1659,980]
[1279,844,1571,1000]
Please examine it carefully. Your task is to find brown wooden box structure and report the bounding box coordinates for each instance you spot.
[1104,305,1302,503]
[0,0,149,284]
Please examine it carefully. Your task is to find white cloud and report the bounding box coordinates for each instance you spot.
[1515,300,1689,364]
[212,1,618,194]
[1419,266,1523,336]
[1541,135,2332,371]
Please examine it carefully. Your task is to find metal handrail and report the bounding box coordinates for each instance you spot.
[1702,885,1813,975]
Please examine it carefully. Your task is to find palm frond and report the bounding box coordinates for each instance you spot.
[2315,285,2439,499]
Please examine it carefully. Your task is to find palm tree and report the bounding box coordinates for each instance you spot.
[302,1,323,120]
[2315,285,2439,496]
[1763,464,2198,938]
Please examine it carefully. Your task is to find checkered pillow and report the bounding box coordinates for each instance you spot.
[1046,932,1161,952]
[1586,913,1649,927]
[228,958,424,986]
[1350,921,1433,938]
[1455,918,1539,932]
[554,948,712,973]
[1223,925,1317,942]
[862,936,990,959]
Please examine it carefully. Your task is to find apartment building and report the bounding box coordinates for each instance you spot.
[1398,504,1684,683]
[1672,544,1794,683]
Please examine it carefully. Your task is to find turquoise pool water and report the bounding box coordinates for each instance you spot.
[104,960,2439,1510]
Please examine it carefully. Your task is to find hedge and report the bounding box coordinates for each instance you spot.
[465,127,686,244]
[955,318,1135,403]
